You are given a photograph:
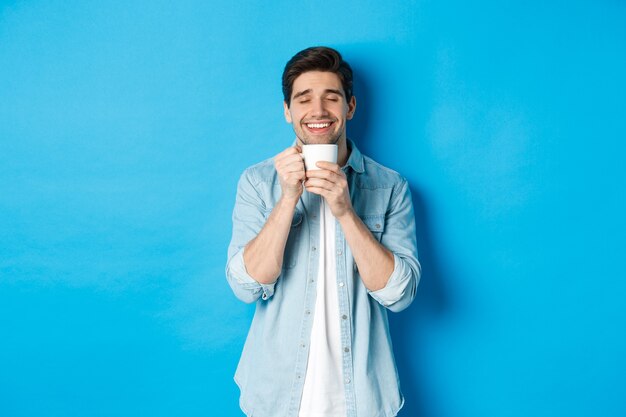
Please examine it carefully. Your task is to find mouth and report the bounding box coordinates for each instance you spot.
[303,121,335,134]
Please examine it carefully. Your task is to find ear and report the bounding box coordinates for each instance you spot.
[346,96,357,120]
[283,101,292,123]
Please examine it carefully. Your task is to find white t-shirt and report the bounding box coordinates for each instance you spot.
[299,200,346,417]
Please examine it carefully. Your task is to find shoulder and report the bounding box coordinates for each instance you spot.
[359,155,407,190]
[239,156,277,186]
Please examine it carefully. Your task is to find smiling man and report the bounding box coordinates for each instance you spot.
[226,46,421,417]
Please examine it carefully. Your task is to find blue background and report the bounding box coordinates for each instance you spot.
[1,1,625,416]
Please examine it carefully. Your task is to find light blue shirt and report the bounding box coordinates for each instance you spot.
[226,140,421,417]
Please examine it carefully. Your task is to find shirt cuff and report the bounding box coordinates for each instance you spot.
[367,253,412,308]
[228,249,277,301]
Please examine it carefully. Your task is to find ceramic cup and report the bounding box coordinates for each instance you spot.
[301,144,338,171]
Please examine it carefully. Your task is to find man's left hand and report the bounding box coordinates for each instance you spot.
[304,161,353,219]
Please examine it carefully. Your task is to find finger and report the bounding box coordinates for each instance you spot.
[285,170,306,181]
[282,167,305,177]
[305,170,344,186]
[304,178,335,191]
[280,159,305,172]
[307,165,345,179]
[285,174,305,185]
[284,153,305,164]
[281,167,305,181]
[275,146,302,160]
[304,186,327,197]
[315,161,341,173]
[278,158,302,172]
[276,156,305,173]
[305,169,336,179]
[276,152,304,167]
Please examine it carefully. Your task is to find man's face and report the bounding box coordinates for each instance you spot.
[283,71,356,145]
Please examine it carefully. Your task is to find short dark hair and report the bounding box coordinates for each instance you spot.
[282,46,353,107]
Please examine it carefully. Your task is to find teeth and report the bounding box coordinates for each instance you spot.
[307,122,330,129]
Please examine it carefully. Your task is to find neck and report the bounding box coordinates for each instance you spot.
[337,137,350,167]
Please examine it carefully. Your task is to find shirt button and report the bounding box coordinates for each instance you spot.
[344,347,350,353]
[342,315,347,320]
[375,223,381,229]
[345,378,351,384]
[338,282,344,287]
[305,310,311,315]
[310,279,315,283]
[301,344,306,348]
[337,249,343,255]
[312,246,316,251]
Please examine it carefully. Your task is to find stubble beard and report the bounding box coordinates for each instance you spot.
[295,125,344,146]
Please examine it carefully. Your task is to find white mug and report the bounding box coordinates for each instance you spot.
[301,144,338,171]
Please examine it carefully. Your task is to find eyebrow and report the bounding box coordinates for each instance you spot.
[292,89,312,100]
[292,88,344,100]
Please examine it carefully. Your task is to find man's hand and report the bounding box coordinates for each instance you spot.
[306,160,396,293]
[274,146,305,201]
[304,161,353,218]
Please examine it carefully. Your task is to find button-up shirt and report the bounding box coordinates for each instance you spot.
[226,140,421,417]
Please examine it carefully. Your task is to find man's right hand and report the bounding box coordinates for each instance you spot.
[242,145,304,284]
[274,145,305,201]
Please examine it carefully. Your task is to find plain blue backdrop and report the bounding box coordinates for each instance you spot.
[1,1,625,416]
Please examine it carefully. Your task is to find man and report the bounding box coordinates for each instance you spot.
[226,46,421,417]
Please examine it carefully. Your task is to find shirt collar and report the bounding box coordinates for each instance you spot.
[345,139,365,173]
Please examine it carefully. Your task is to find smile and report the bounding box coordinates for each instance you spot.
[306,122,332,129]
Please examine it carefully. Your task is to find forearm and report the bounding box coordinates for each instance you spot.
[243,195,299,284]
[337,209,394,291]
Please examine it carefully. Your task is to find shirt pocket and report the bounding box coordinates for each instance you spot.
[361,213,386,242]
[283,208,304,269]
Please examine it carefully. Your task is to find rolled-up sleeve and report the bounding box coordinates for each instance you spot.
[367,179,421,312]
[227,249,276,303]
[225,169,276,303]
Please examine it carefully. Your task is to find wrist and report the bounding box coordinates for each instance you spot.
[336,206,356,223]
[279,193,300,208]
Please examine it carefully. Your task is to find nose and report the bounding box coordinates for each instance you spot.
[310,98,328,117]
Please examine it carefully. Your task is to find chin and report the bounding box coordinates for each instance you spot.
[301,135,342,145]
